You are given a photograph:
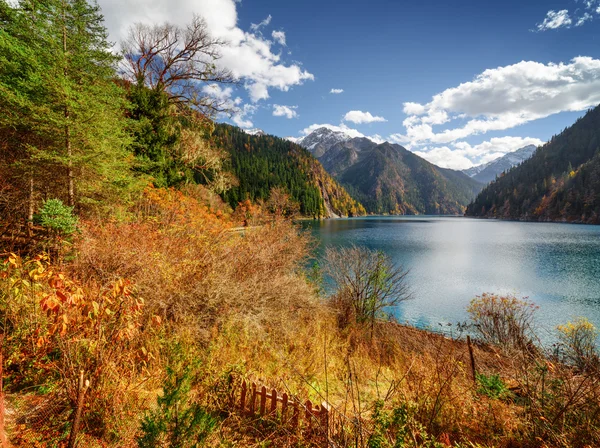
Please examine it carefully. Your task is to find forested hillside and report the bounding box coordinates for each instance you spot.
[466,105,600,223]
[215,125,365,218]
[297,128,483,215]
[335,141,482,215]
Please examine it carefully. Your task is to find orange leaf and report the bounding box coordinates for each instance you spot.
[56,290,68,303]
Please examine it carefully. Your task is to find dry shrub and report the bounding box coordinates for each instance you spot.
[557,318,599,371]
[73,187,316,340]
[0,253,161,442]
[324,245,411,332]
[468,293,538,353]
[512,352,600,447]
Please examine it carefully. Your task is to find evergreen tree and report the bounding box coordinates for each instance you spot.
[0,0,138,219]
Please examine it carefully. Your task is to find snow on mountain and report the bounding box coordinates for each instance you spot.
[295,127,354,157]
[463,145,537,184]
[244,128,265,136]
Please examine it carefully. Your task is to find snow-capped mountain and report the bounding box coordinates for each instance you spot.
[291,126,483,215]
[244,128,265,136]
[295,127,354,157]
[463,144,538,184]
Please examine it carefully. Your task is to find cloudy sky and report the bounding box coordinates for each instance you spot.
[98,0,600,170]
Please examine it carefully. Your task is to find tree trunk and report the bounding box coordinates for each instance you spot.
[63,2,74,207]
[66,115,73,207]
[27,175,34,238]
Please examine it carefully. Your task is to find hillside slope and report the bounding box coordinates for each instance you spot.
[297,128,483,215]
[214,124,366,218]
[466,106,600,222]
[340,142,483,214]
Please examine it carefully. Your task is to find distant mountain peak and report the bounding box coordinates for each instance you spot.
[289,125,483,215]
[295,127,355,157]
[463,144,537,184]
[244,128,265,136]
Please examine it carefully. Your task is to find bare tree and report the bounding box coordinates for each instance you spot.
[122,15,236,117]
[324,245,411,332]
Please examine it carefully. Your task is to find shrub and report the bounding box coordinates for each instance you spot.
[137,353,217,448]
[467,293,537,351]
[324,245,411,331]
[37,199,78,236]
[476,373,511,400]
[557,318,599,371]
[367,400,444,448]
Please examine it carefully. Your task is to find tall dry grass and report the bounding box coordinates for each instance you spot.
[2,186,600,447]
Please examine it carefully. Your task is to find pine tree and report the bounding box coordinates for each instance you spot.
[0,0,138,219]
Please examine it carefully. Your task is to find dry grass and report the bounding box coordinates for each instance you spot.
[2,186,599,447]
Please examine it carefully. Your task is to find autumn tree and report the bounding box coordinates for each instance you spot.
[122,15,236,191]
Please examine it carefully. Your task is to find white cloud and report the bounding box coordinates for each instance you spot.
[98,0,313,103]
[576,12,593,26]
[412,146,475,170]
[343,110,387,124]
[250,14,271,32]
[271,30,286,46]
[533,2,600,31]
[413,136,545,170]
[536,9,572,31]
[396,57,600,146]
[201,83,234,102]
[201,84,257,128]
[232,104,257,128]
[273,104,298,119]
[403,102,427,115]
[452,136,544,162]
[330,88,344,94]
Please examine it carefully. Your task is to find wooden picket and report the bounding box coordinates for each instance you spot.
[237,380,328,433]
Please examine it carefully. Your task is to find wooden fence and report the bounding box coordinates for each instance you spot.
[238,381,329,433]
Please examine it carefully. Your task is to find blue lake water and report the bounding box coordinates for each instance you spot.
[302,217,600,342]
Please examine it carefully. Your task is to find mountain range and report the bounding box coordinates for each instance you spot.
[462,145,538,184]
[295,128,483,215]
[466,105,600,223]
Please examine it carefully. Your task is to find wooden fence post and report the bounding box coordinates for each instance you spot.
[270,389,277,415]
[320,402,329,437]
[67,371,89,448]
[305,400,313,430]
[291,402,299,428]
[281,393,288,423]
[259,386,267,416]
[467,335,477,384]
[249,383,257,415]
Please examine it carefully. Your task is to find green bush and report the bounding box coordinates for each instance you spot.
[476,373,511,400]
[36,199,78,236]
[137,364,217,448]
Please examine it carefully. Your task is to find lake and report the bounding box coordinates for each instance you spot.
[302,217,600,343]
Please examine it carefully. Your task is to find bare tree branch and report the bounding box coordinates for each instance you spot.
[121,15,236,118]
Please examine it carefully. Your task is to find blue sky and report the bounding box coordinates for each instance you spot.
[99,0,600,169]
